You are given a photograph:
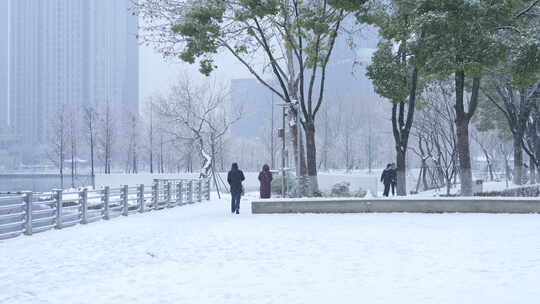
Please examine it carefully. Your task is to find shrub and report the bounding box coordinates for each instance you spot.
[271,173,295,194]
[330,182,351,197]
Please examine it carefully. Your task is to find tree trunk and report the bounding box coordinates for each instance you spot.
[513,137,523,185]
[504,155,512,182]
[454,71,476,196]
[534,107,540,183]
[530,157,536,184]
[456,118,473,195]
[90,132,95,189]
[304,121,319,193]
[390,67,417,196]
[421,160,428,190]
[291,120,307,176]
[396,149,407,195]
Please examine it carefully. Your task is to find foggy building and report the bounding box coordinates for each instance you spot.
[230,79,275,138]
[85,1,139,116]
[229,26,380,139]
[3,0,139,164]
[0,0,8,131]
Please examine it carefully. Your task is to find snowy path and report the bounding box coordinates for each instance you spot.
[2,194,540,304]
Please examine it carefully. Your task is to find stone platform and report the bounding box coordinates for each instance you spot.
[251,197,540,214]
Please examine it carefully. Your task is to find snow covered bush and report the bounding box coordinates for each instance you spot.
[354,188,367,198]
[330,182,351,197]
[475,185,540,197]
[271,174,295,195]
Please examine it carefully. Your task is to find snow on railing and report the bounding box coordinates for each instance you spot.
[0,178,211,240]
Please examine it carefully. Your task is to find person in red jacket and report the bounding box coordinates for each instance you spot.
[258,164,273,199]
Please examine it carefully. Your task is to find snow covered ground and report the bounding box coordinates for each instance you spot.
[2,192,540,304]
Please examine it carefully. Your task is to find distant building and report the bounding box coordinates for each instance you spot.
[85,1,139,116]
[3,0,139,164]
[0,133,22,169]
[0,0,9,130]
[230,79,275,138]
[229,27,380,139]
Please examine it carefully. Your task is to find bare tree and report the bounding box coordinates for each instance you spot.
[98,100,115,174]
[152,75,241,179]
[82,103,98,188]
[124,111,141,174]
[414,81,458,195]
[67,104,79,188]
[49,102,68,189]
[471,129,499,182]
[136,0,353,191]
[483,79,539,185]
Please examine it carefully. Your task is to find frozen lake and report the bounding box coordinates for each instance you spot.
[2,192,539,303]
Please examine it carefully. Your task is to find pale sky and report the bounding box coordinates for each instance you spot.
[139,46,254,105]
[138,23,379,108]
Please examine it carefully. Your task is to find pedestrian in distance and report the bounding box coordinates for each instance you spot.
[227,162,245,214]
[390,163,397,196]
[258,164,273,199]
[381,163,394,197]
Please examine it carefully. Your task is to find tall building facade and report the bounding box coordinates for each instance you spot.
[86,1,139,115]
[4,0,139,163]
[0,0,10,131]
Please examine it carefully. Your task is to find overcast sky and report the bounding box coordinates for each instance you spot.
[139,24,380,105]
[139,46,253,104]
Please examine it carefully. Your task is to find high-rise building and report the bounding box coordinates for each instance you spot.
[4,0,139,163]
[0,0,8,131]
[85,1,139,115]
[230,27,381,140]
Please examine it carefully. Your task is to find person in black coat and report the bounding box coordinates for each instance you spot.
[380,163,394,197]
[227,163,245,214]
[390,163,397,196]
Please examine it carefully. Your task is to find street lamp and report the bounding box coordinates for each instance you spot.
[289,99,302,179]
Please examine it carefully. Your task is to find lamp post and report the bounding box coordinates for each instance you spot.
[277,103,289,197]
[290,100,301,179]
[290,100,303,196]
[270,92,275,169]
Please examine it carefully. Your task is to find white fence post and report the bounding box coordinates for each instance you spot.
[206,178,211,200]
[177,181,183,205]
[23,191,33,235]
[103,186,110,220]
[153,182,159,210]
[198,179,203,202]
[166,182,172,207]
[138,184,145,213]
[80,188,88,224]
[55,189,63,229]
[122,185,129,216]
[189,180,194,203]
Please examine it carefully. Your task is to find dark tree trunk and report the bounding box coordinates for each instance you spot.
[530,157,536,184]
[454,71,480,196]
[396,149,407,195]
[304,121,319,192]
[487,162,494,182]
[421,159,428,190]
[390,67,418,196]
[513,136,524,185]
[456,118,473,195]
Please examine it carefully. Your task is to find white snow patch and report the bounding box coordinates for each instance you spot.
[1,194,540,303]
